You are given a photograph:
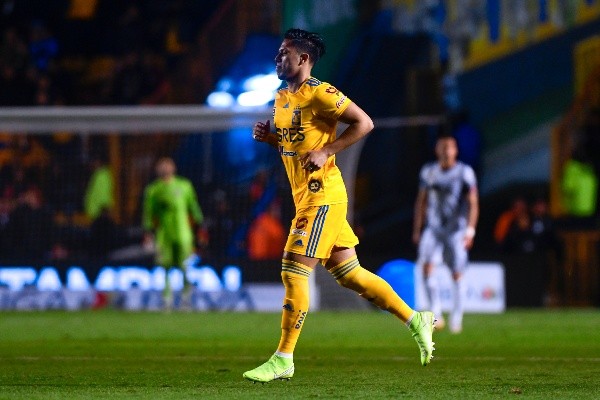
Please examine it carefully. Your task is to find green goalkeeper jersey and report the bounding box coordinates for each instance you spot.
[143,176,204,244]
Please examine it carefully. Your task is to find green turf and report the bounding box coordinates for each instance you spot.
[1,310,599,399]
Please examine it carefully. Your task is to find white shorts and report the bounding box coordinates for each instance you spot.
[417,227,468,273]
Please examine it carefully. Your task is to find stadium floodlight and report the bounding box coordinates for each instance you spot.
[237,90,275,107]
[207,91,235,108]
[242,73,280,92]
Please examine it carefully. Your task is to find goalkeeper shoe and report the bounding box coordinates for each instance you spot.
[243,354,294,383]
[409,311,436,366]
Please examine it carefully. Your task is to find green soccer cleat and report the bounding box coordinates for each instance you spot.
[243,354,295,383]
[409,311,436,366]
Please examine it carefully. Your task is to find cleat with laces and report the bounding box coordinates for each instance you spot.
[409,311,436,366]
[243,354,295,383]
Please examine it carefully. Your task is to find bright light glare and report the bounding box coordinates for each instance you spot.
[243,73,281,91]
[207,91,235,108]
[216,78,233,91]
[237,90,275,107]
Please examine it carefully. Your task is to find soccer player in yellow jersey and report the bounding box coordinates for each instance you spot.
[242,29,436,383]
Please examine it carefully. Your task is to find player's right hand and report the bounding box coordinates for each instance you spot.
[252,120,271,143]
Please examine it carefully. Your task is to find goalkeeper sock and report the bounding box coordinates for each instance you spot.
[277,259,311,354]
[330,255,414,323]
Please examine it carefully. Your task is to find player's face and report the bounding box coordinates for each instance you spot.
[156,160,175,179]
[275,40,303,81]
[435,137,458,167]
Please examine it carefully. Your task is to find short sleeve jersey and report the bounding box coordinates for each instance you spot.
[419,161,477,232]
[273,77,352,208]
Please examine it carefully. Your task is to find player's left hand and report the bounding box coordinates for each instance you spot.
[463,236,474,249]
[299,149,328,172]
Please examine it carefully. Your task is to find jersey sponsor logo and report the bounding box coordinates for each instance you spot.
[291,229,307,236]
[276,127,305,143]
[336,95,347,108]
[308,179,322,193]
[278,145,297,157]
[325,86,339,94]
[296,217,308,229]
[293,239,304,247]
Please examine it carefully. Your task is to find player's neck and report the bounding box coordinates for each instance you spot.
[287,72,311,93]
[439,160,456,170]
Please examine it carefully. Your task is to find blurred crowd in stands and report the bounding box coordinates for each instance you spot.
[0,0,281,263]
[0,0,219,107]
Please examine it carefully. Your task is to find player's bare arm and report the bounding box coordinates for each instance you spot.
[464,186,479,249]
[298,102,374,172]
[413,188,427,245]
[252,120,277,148]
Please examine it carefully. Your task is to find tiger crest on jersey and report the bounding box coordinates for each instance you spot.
[291,105,301,126]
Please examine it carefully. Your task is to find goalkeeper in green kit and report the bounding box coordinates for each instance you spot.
[143,157,204,309]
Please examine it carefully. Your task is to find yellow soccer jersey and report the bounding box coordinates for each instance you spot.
[274,77,352,208]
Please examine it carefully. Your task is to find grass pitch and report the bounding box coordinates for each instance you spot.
[1,309,599,399]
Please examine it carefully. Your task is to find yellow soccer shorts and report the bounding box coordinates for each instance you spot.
[284,203,359,260]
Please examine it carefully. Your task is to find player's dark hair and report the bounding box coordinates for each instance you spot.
[284,28,326,64]
[436,118,456,142]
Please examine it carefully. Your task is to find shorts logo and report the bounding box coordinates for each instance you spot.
[296,217,308,229]
[308,179,322,193]
[283,303,294,311]
[293,239,304,247]
[292,229,307,236]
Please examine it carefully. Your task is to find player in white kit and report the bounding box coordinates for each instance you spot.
[412,134,479,333]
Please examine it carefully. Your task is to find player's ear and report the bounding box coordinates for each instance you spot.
[299,53,309,65]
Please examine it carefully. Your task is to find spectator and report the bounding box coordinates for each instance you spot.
[249,168,269,203]
[502,205,535,253]
[28,20,58,72]
[111,50,145,104]
[530,198,556,251]
[5,187,55,260]
[561,146,598,228]
[529,197,561,305]
[494,197,528,248]
[247,199,286,261]
[83,155,114,221]
[0,26,28,73]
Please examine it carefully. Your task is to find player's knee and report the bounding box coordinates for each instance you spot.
[281,259,311,288]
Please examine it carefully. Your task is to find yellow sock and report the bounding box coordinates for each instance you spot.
[277,259,311,354]
[329,256,414,322]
